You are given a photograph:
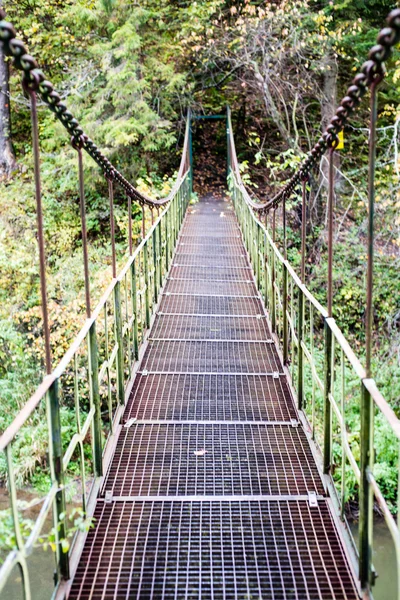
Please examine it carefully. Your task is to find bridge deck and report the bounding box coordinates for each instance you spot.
[69,195,359,599]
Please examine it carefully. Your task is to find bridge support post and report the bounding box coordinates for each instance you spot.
[271,210,276,333]
[114,282,125,405]
[172,191,179,248]
[143,242,151,329]
[359,381,374,591]
[152,228,158,305]
[47,379,70,581]
[297,290,304,410]
[166,208,170,271]
[158,218,163,290]
[256,222,260,289]
[88,323,103,476]
[282,263,288,364]
[189,116,193,196]
[323,318,333,474]
[131,260,139,361]
[264,231,268,309]
[282,197,289,364]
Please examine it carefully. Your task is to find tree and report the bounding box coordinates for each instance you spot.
[0,1,16,177]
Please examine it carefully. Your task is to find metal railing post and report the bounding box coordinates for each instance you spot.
[158,219,163,290]
[297,177,307,410]
[152,227,158,304]
[143,240,151,329]
[322,147,336,473]
[297,290,305,410]
[107,176,124,404]
[359,73,383,593]
[282,196,288,364]
[271,209,276,333]
[114,282,125,404]
[264,227,268,308]
[323,319,333,474]
[131,259,139,360]
[47,379,69,580]
[256,221,260,288]
[88,322,103,475]
[72,139,103,476]
[27,84,69,583]
[165,206,170,272]
[189,115,193,195]
[359,381,374,589]
[27,88,52,374]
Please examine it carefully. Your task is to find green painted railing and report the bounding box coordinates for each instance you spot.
[228,106,400,599]
[0,164,190,599]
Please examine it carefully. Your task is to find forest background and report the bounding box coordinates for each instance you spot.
[0,0,400,506]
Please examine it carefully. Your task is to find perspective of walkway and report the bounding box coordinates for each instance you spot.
[3,8,400,600]
[69,194,359,600]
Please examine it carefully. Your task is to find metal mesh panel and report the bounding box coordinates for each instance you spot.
[69,194,359,599]
[169,265,252,282]
[102,423,324,497]
[182,223,240,236]
[151,314,271,341]
[159,293,264,315]
[173,253,249,268]
[69,500,359,600]
[164,278,256,296]
[179,237,243,252]
[126,373,297,422]
[141,340,283,373]
[188,201,234,214]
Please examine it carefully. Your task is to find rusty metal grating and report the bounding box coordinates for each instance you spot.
[182,224,239,236]
[169,265,252,282]
[187,212,237,221]
[159,293,264,315]
[141,340,283,373]
[102,423,324,497]
[178,242,244,256]
[188,202,233,213]
[69,194,359,599]
[173,253,249,268]
[164,278,255,296]
[179,237,243,250]
[69,500,359,600]
[125,373,297,422]
[151,314,271,341]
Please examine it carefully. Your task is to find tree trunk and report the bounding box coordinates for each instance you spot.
[0,28,16,178]
[313,50,338,222]
[252,63,299,152]
[321,51,338,131]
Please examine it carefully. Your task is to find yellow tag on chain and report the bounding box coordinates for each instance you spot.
[336,130,344,150]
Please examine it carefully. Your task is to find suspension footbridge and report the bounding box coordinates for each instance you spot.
[1,8,400,600]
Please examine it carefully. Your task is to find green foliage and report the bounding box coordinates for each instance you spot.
[0,503,34,552]
[0,505,93,554]
[0,0,399,523]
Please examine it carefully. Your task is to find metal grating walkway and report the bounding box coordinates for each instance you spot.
[69,195,359,599]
